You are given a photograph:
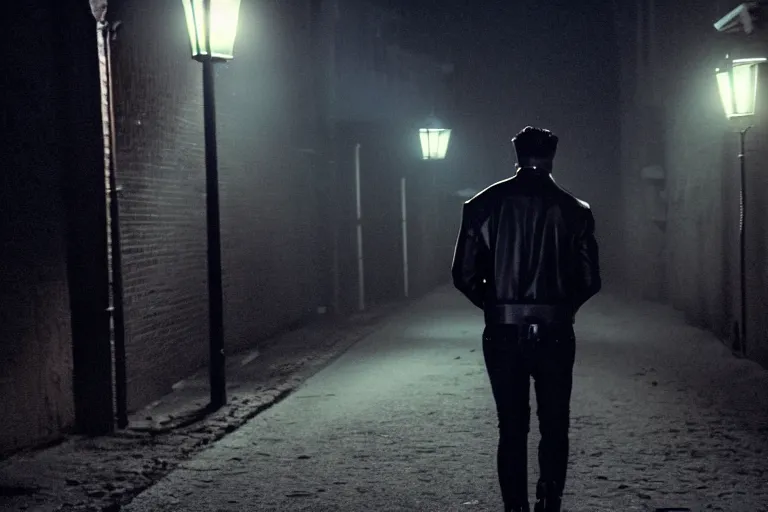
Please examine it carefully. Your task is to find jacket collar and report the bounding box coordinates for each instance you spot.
[515,166,552,178]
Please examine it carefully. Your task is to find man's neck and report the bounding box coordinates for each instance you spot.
[517,157,553,173]
[516,165,552,176]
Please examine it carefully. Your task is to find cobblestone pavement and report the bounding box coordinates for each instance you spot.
[121,289,768,512]
[0,303,404,512]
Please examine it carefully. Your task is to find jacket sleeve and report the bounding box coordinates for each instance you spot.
[572,208,601,313]
[451,203,488,310]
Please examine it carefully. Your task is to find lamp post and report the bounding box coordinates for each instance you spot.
[355,143,365,312]
[715,55,765,356]
[401,116,452,298]
[183,0,242,409]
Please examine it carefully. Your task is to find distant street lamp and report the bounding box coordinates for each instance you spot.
[400,116,453,298]
[715,55,765,356]
[183,0,242,409]
[419,115,452,160]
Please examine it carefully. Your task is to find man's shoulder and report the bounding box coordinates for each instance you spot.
[463,177,515,210]
[462,176,593,216]
[552,182,592,211]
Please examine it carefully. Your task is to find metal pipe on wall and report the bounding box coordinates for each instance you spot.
[401,176,409,298]
[63,1,114,435]
[99,19,128,429]
[355,143,365,311]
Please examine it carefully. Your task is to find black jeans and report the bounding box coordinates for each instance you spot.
[482,323,576,509]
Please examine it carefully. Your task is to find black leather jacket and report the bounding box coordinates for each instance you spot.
[451,167,601,323]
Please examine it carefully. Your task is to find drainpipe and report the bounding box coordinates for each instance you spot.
[60,0,114,436]
[355,143,365,311]
[97,16,128,428]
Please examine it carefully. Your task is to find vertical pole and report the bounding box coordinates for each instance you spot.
[203,0,226,409]
[203,60,226,408]
[401,176,409,298]
[102,22,128,428]
[431,165,441,289]
[331,158,341,314]
[62,6,113,437]
[738,128,748,356]
[355,143,365,311]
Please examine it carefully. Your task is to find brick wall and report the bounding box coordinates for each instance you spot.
[107,0,458,412]
[109,0,328,410]
[217,1,326,341]
[108,0,207,410]
[617,0,768,368]
[0,3,77,454]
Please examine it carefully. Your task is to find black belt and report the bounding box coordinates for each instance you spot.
[484,304,574,326]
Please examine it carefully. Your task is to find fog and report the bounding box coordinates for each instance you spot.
[373,0,624,287]
[3,2,768,510]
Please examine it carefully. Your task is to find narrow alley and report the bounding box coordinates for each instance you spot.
[120,288,768,512]
[4,2,768,511]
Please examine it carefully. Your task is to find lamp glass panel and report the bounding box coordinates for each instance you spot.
[182,0,242,60]
[717,58,766,118]
[732,62,758,116]
[419,129,431,159]
[210,0,241,59]
[420,128,451,160]
[436,129,452,160]
[716,69,734,117]
[182,0,205,57]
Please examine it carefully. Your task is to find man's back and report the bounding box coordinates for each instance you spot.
[451,167,601,318]
[454,126,601,512]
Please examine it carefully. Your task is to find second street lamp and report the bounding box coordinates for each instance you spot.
[419,115,453,161]
[402,115,453,298]
[715,55,765,356]
[183,0,242,409]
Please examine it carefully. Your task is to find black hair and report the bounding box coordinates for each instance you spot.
[512,126,559,162]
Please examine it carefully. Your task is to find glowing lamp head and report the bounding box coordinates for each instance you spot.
[716,57,766,119]
[419,116,452,160]
[182,0,242,61]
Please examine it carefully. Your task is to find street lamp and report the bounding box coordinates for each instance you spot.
[716,57,765,117]
[419,115,452,160]
[183,0,242,61]
[183,0,242,409]
[400,116,453,299]
[715,55,765,356]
